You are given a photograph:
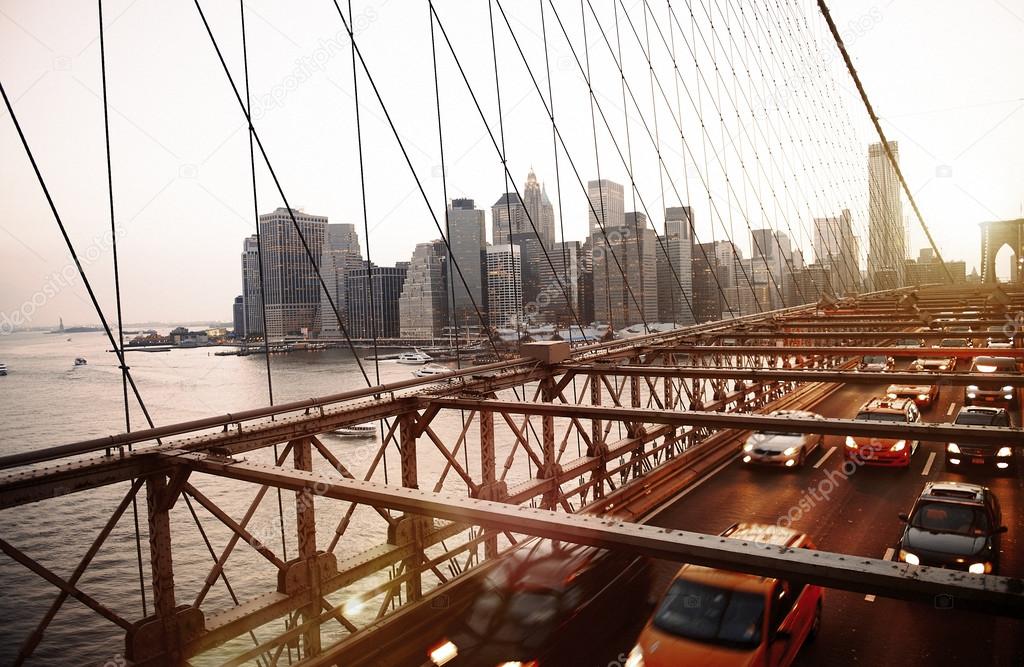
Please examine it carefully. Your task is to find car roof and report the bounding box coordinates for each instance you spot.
[674,524,807,593]
[887,384,931,393]
[492,540,602,591]
[921,481,987,505]
[860,396,915,413]
[767,409,820,419]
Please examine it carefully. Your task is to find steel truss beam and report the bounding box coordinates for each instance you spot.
[182,454,1024,618]
[565,365,1022,386]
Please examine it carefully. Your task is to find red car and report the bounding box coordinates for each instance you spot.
[844,397,921,468]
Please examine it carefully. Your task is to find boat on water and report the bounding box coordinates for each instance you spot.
[413,363,451,378]
[396,349,433,365]
[74,357,87,366]
[332,424,377,438]
[0,363,7,376]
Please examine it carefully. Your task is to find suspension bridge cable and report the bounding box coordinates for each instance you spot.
[239,0,289,566]
[96,0,148,620]
[815,0,953,284]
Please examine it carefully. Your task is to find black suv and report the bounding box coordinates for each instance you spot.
[945,406,1016,473]
[896,482,1006,574]
[427,540,650,666]
[966,356,1020,408]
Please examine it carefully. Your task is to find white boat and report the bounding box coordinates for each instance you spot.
[74,357,87,366]
[0,364,7,376]
[413,363,451,378]
[333,424,376,438]
[396,349,433,365]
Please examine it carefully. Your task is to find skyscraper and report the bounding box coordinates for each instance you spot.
[522,168,555,247]
[241,235,264,337]
[258,207,328,339]
[749,228,794,308]
[346,262,407,339]
[867,141,905,289]
[587,179,625,236]
[535,240,582,325]
[657,206,695,325]
[319,223,363,338]
[592,211,658,327]
[232,295,245,336]
[814,209,859,295]
[486,244,523,329]
[399,240,449,339]
[447,198,487,328]
[491,192,527,246]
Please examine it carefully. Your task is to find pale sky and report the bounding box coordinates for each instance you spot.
[1,0,1021,326]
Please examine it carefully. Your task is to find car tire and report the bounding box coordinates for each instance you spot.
[808,600,822,642]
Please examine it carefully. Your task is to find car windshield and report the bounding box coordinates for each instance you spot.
[863,355,886,364]
[940,339,967,347]
[954,411,1003,426]
[855,411,906,422]
[974,358,1015,372]
[897,340,921,346]
[466,589,561,642]
[652,579,764,649]
[910,502,990,536]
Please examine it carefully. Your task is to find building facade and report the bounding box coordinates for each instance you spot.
[592,211,658,327]
[535,240,582,325]
[241,234,264,337]
[346,263,407,338]
[232,295,245,336]
[587,179,625,236]
[657,206,695,325]
[258,207,328,339]
[447,198,487,329]
[522,169,556,248]
[867,141,906,289]
[399,240,449,339]
[813,209,860,295]
[486,244,523,329]
[319,223,363,338]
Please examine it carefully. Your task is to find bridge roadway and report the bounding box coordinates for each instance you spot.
[593,361,1024,667]
[396,358,1024,667]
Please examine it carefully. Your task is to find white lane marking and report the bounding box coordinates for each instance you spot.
[921,452,937,476]
[946,401,957,417]
[813,446,837,469]
[643,454,738,521]
[865,548,896,601]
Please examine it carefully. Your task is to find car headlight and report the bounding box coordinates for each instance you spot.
[783,446,799,456]
[900,550,920,565]
[939,364,949,370]
[743,442,754,452]
[917,394,929,401]
[625,645,645,667]
[1002,386,1014,392]
[429,639,458,666]
[845,436,858,449]
[886,392,898,399]
[997,447,1012,457]
[890,440,906,452]
[947,443,961,454]
[967,385,979,391]
[968,562,992,575]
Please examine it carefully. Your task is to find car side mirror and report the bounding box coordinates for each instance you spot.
[898,513,910,523]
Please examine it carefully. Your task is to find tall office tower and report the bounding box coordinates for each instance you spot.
[345,262,407,339]
[814,209,860,295]
[319,223,363,338]
[491,192,527,246]
[580,239,595,324]
[522,169,556,247]
[749,228,794,308]
[232,295,245,337]
[535,240,581,325]
[486,244,523,329]
[241,235,264,337]
[399,240,449,339]
[587,179,625,236]
[867,141,905,289]
[657,206,696,325]
[694,240,746,320]
[258,207,329,339]
[592,211,658,328]
[447,198,487,329]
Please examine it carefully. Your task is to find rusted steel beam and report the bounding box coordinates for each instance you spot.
[566,365,1022,386]
[693,331,1014,341]
[182,483,285,570]
[145,474,181,663]
[429,399,1023,446]
[184,454,1024,618]
[293,438,322,658]
[656,345,1024,358]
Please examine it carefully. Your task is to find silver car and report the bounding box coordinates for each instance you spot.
[742,409,825,468]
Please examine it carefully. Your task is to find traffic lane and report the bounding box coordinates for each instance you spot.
[594,376,1023,665]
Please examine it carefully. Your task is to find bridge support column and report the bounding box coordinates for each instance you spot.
[398,413,423,601]
[588,373,606,498]
[539,376,562,509]
[293,437,321,658]
[477,409,505,558]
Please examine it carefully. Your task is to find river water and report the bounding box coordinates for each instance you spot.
[0,331,553,665]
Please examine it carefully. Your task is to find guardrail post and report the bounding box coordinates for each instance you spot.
[294,437,321,657]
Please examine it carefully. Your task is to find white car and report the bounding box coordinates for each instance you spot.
[742,409,825,468]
